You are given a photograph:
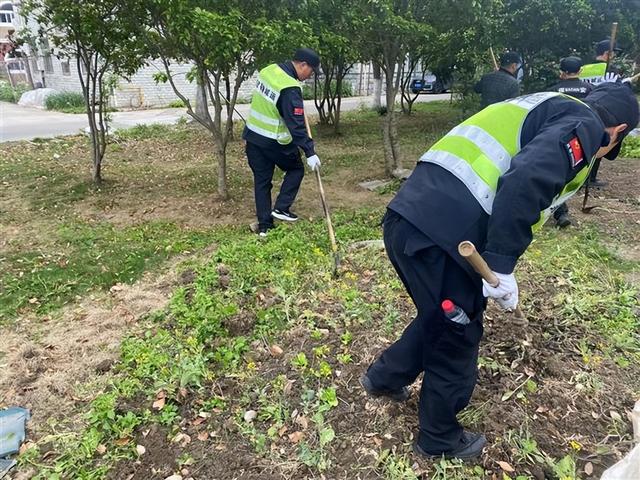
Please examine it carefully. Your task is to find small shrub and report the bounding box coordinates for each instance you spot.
[167,99,185,108]
[302,80,354,100]
[45,91,86,113]
[0,81,29,103]
[620,135,640,158]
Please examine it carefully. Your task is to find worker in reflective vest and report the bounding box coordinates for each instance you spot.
[579,39,623,187]
[243,48,321,236]
[361,83,638,460]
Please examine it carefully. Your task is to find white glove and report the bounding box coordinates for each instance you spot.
[482,272,519,311]
[306,154,321,171]
[602,71,620,83]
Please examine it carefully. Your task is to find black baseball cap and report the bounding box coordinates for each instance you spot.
[560,56,583,74]
[595,39,622,56]
[293,48,321,73]
[499,51,521,66]
[585,83,640,159]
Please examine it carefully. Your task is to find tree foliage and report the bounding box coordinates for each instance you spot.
[24,0,147,183]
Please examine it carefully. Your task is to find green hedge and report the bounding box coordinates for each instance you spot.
[0,81,29,103]
[302,80,354,100]
[45,91,86,113]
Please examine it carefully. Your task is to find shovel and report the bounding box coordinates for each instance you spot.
[458,241,528,326]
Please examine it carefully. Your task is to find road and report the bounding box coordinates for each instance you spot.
[0,93,450,143]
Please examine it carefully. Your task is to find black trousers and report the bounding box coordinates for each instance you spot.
[246,142,304,229]
[589,157,601,182]
[367,211,485,453]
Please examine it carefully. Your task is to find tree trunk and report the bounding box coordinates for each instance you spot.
[195,82,207,118]
[372,62,382,110]
[214,141,228,200]
[381,59,402,175]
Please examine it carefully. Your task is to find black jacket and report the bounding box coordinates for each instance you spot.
[243,61,315,157]
[474,69,520,108]
[549,78,592,99]
[388,95,608,277]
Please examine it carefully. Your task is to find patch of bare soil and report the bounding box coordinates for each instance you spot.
[568,158,640,244]
[0,264,178,437]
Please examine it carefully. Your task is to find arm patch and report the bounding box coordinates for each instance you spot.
[564,137,584,167]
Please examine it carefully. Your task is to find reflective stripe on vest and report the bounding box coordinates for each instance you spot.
[579,62,607,85]
[420,92,594,229]
[246,64,301,144]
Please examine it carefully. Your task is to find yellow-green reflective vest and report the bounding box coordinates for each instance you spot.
[419,92,594,230]
[246,64,301,145]
[579,62,607,85]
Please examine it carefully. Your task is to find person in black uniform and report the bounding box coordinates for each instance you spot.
[243,48,321,236]
[551,56,592,99]
[361,83,639,460]
[548,56,593,228]
[583,39,623,187]
[474,51,522,108]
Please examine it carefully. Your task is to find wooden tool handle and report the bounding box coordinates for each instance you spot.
[489,46,499,71]
[304,111,339,258]
[458,241,499,287]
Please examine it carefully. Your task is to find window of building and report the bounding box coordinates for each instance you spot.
[0,2,14,25]
[61,59,70,75]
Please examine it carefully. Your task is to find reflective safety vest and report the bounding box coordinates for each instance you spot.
[246,64,301,145]
[579,62,607,85]
[419,92,594,230]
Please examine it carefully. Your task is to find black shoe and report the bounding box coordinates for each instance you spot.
[360,374,410,402]
[413,431,486,460]
[257,225,274,238]
[555,213,571,228]
[271,209,298,222]
[588,179,608,188]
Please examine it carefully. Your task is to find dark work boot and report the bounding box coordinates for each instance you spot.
[413,431,486,460]
[555,213,572,228]
[360,374,410,402]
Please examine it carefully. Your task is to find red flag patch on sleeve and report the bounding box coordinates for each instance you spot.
[564,137,584,167]
[293,107,304,116]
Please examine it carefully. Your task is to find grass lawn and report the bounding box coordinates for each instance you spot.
[1,102,640,480]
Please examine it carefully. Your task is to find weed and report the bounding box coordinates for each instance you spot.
[45,91,86,113]
[378,450,418,480]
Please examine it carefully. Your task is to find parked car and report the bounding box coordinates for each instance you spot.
[410,74,452,94]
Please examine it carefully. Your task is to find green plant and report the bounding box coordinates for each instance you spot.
[620,136,640,158]
[0,81,29,102]
[44,91,86,113]
[167,98,186,108]
[378,450,419,480]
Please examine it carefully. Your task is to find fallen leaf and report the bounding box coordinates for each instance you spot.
[278,425,288,437]
[610,410,622,421]
[96,444,107,455]
[584,462,593,475]
[172,433,191,445]
[197,431,209,441]
[524,367,535,377]
[497,461,515,473]
[288,431,304,443]
[198,411,212,418]
[136,445,146,456]
[536,406,549,413]
[19,442,35,455]
[192,417,206,426]
[114,437,130,446]
[28,297,38,304]
[153,397,166,410]
[269,345,284,356]
[295,415,309,430]
[244,410,257,423]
